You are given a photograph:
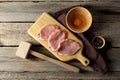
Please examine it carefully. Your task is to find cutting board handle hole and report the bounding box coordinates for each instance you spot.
[85,61,88,64]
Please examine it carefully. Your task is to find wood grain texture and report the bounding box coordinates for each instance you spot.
[0,0,98,2]
[0,1,120,79]
[30,50,80,72]
[0,0,119,2]
[0,23,37,46]
[0,47,92,72]
[0,2,119,22]
[0,72,120,80]
[0,23,120,47]
[0,47,120,79]
[0,47,120,72]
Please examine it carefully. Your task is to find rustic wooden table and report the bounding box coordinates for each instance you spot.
[0,0,120,79]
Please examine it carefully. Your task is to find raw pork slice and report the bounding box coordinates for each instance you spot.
[58,39,81,56]
[48,30,67,51]
[38,24,59,40]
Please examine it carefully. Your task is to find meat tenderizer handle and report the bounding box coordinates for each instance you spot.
[30,50,80,72]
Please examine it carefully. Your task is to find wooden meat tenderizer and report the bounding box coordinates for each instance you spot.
[16,41,80,72]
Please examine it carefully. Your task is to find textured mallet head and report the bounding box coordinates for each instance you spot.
[16,41,32,59]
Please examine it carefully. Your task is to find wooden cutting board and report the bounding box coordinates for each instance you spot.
[28,12,89,66]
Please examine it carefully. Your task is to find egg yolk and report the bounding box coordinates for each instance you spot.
[73,18,82,27]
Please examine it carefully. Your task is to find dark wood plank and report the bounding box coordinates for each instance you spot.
[91,22,120,47]
[0,23,120,47]
[0,2,119,22]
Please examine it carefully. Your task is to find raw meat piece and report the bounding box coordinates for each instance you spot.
[38,24,59,40]
[58,39,81,55]
[48,30,67,51]
[38,24,80,56]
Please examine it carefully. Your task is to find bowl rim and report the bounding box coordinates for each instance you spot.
[65,6,92,33]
